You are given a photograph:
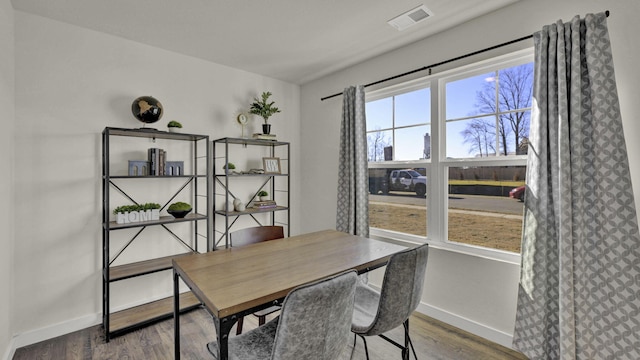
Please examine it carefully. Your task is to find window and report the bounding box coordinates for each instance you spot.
[366,49,533,261]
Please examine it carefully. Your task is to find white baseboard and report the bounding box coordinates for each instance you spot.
[7,312,101,358]
[365,282,515,349]
[416,302,514,348]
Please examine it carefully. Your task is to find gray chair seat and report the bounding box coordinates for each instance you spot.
[351,283,382,333]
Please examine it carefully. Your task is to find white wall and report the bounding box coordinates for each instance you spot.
[300,0,640,347]
[0,1,14,358]
[11,10,300,345]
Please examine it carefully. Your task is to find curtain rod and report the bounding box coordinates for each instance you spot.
[320,10,610,101]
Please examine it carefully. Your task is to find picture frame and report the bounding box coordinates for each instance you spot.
[263,157,281,174]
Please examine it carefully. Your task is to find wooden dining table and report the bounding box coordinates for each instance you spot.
[172,229,407,360]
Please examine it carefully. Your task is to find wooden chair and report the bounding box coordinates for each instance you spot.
[230,226,285,335]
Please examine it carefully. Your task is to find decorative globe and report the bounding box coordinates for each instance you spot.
[131,96,163,124]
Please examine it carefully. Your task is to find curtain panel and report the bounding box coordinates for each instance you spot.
[336,85,369,236]
[513,13,640,359]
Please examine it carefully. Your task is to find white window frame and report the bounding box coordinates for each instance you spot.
[367,48,534,264]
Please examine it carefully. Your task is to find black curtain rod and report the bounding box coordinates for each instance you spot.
[320,10,610,101]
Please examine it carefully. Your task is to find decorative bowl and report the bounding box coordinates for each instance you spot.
[167,208,192,218]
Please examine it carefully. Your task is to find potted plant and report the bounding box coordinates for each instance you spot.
[257,190,268,201]
[222,162,236,174]
[113,202,160,224]
[249,91,281,135]
[167,120,183,133]
[167,202,192,218]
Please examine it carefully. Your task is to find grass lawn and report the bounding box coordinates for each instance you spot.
[369,203,522,253]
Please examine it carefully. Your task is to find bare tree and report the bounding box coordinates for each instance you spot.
[367,131,390,161]
[463,64,533,156]
[461,118,495,157]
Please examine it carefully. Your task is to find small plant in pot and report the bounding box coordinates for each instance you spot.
[113,202,161,224]
[222,162,236,174]
[167,120,183,133]
[168,202,192,218]
[257,190,268,201]
[249,91,280,135]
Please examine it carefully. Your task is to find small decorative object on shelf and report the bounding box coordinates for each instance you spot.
[165,161,184,176]
[263,157,281,174]
[236,113,249,138]
[252,200,277,209]
[167,120,182,133]
[249,91,281,135]
[128,160,149,176]
[148,148,166,176]
[257,190,269,201]
[252,133,277,141]
[113,203,161,224]
[132,96,163,126]
[223,162,237,174]
[233,198,246,212]
[167,202,192,218]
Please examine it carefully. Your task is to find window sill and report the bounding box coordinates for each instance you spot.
[369,228,521,265]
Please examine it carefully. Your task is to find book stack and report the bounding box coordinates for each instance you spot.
[252,200,277,209]
[252,133,277,141]
[148,148,166,176]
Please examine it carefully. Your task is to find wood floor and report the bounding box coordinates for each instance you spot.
[13,307,528,360]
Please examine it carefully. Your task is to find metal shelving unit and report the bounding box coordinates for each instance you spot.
[101,127,210,341]
[212,137,290,248]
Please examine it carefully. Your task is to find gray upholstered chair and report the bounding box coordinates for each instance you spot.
[207,270,358,360]
[229,226,284,335]
[351,243,429,360]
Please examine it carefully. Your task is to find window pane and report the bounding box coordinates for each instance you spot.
[367,130,392,162]
[394,126,430,161]
[446,72,495,119]
[369,167,428,237]
[447,166,525,253]
[446,116,496,159]
[498,63,533,112]
[395,88,430,127]
[366,97,392,131]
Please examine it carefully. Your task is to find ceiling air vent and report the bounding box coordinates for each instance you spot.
[388,4,433,31]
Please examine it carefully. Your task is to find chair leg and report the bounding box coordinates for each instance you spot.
[378,320,419,360]
[359,335,371,360]
[236,316,244,335]
[403,319,418,360]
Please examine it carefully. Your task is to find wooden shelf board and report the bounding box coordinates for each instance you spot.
[104,127,209,141]
[109,292,200,335]
[107,213,207,230]
[214,206,288,216]
[110,252,196,281]
[213,137,289,146]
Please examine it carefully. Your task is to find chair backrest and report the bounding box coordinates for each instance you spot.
[229,226,284,248]
[270,270,358,360]
[366,243,429,336]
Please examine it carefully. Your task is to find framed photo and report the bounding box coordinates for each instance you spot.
[263,157,281,174]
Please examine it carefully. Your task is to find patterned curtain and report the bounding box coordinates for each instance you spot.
[513,13,640,359]
[336,85,369,236]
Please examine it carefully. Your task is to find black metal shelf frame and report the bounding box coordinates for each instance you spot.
[101,127,211,341]
[212,137,290,248]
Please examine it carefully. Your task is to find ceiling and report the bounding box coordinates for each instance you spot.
[11,0,520,85]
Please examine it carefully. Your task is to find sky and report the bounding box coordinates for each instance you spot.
[366,62,533,161]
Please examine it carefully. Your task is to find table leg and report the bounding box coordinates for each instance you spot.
[173,269,180,360]
[214,316,236,360]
